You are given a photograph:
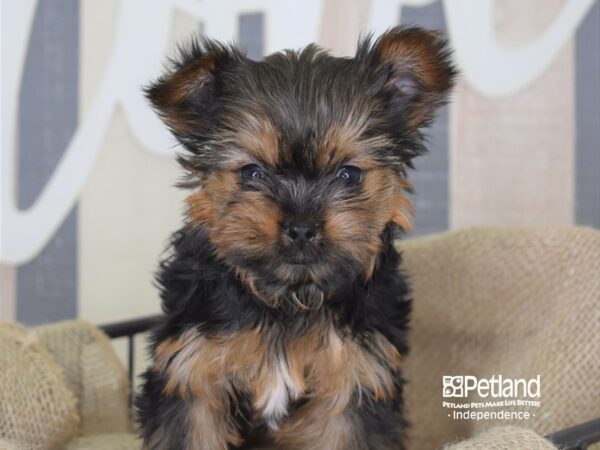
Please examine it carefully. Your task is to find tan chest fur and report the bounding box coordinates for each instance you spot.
[154,321,401,427]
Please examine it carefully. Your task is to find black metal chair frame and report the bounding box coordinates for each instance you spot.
[100,315,600,449]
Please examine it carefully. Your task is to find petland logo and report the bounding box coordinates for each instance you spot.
[443,375,541,399]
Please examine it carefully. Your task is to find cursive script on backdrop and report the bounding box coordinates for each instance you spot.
[1,0,595,264]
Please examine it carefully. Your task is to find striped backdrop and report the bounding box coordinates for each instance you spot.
[1,0,599,326]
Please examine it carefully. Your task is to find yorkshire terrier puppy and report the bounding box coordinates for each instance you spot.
[136,26,455,450]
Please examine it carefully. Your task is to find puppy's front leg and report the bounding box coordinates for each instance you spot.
[272,396,405,450]
[183,397,243,450]
[137,329,245,450]
[138,368,243,450]
[274,399,406,450]
[272,399,362,450]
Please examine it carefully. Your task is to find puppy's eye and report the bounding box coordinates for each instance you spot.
[336,165,363,186]
[240,164,263,182]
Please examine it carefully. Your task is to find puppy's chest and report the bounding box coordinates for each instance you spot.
[156,324,401,426]
[250,327,401,427]
[251,331,340,425]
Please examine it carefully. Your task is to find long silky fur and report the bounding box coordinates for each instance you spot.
[136,25,456,450]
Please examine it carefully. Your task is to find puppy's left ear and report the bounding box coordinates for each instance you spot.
[360,26,457,129]
[145,38,245,138]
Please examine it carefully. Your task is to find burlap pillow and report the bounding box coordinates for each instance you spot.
[398,226,600,449]
[444,426,556,449]
[35,320,130,435]
[0,324,79,450]
[64,433,141,450]
[0,438,19,450]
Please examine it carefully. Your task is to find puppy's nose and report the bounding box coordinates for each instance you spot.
[285,222,317,247]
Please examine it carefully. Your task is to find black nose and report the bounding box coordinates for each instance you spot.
[285,222,317,246]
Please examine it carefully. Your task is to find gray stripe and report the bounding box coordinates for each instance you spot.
[239,13,264,60]
[401,1,450,236]
[575,0,600,228]
[17,0,79,325]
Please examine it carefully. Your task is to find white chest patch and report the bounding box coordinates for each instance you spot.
[255,357,303,429]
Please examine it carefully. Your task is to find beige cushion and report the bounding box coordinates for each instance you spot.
[398,226,600,449]
[0,324,79,450]
[444,426,556,449]
[64,433,141,450]
[34,320,131,435]
[0,438,19,450]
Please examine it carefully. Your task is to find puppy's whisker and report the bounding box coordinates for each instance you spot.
[291,291,311,310]
[315,291,324,309]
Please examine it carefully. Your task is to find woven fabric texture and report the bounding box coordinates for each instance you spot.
[64,433,141,450]
[0,439,20,450]
[34,320,131,435]
[0,324,79,450]
[444,426,556,449]
[398,226,600,450]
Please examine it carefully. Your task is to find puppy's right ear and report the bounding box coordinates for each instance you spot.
[357,27,456,131]
[145,38,244,137]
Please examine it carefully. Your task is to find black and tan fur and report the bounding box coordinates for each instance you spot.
[136,26,456,449]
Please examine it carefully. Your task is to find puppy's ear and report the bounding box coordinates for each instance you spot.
[359,26,457,129]
[145,38,245,136]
